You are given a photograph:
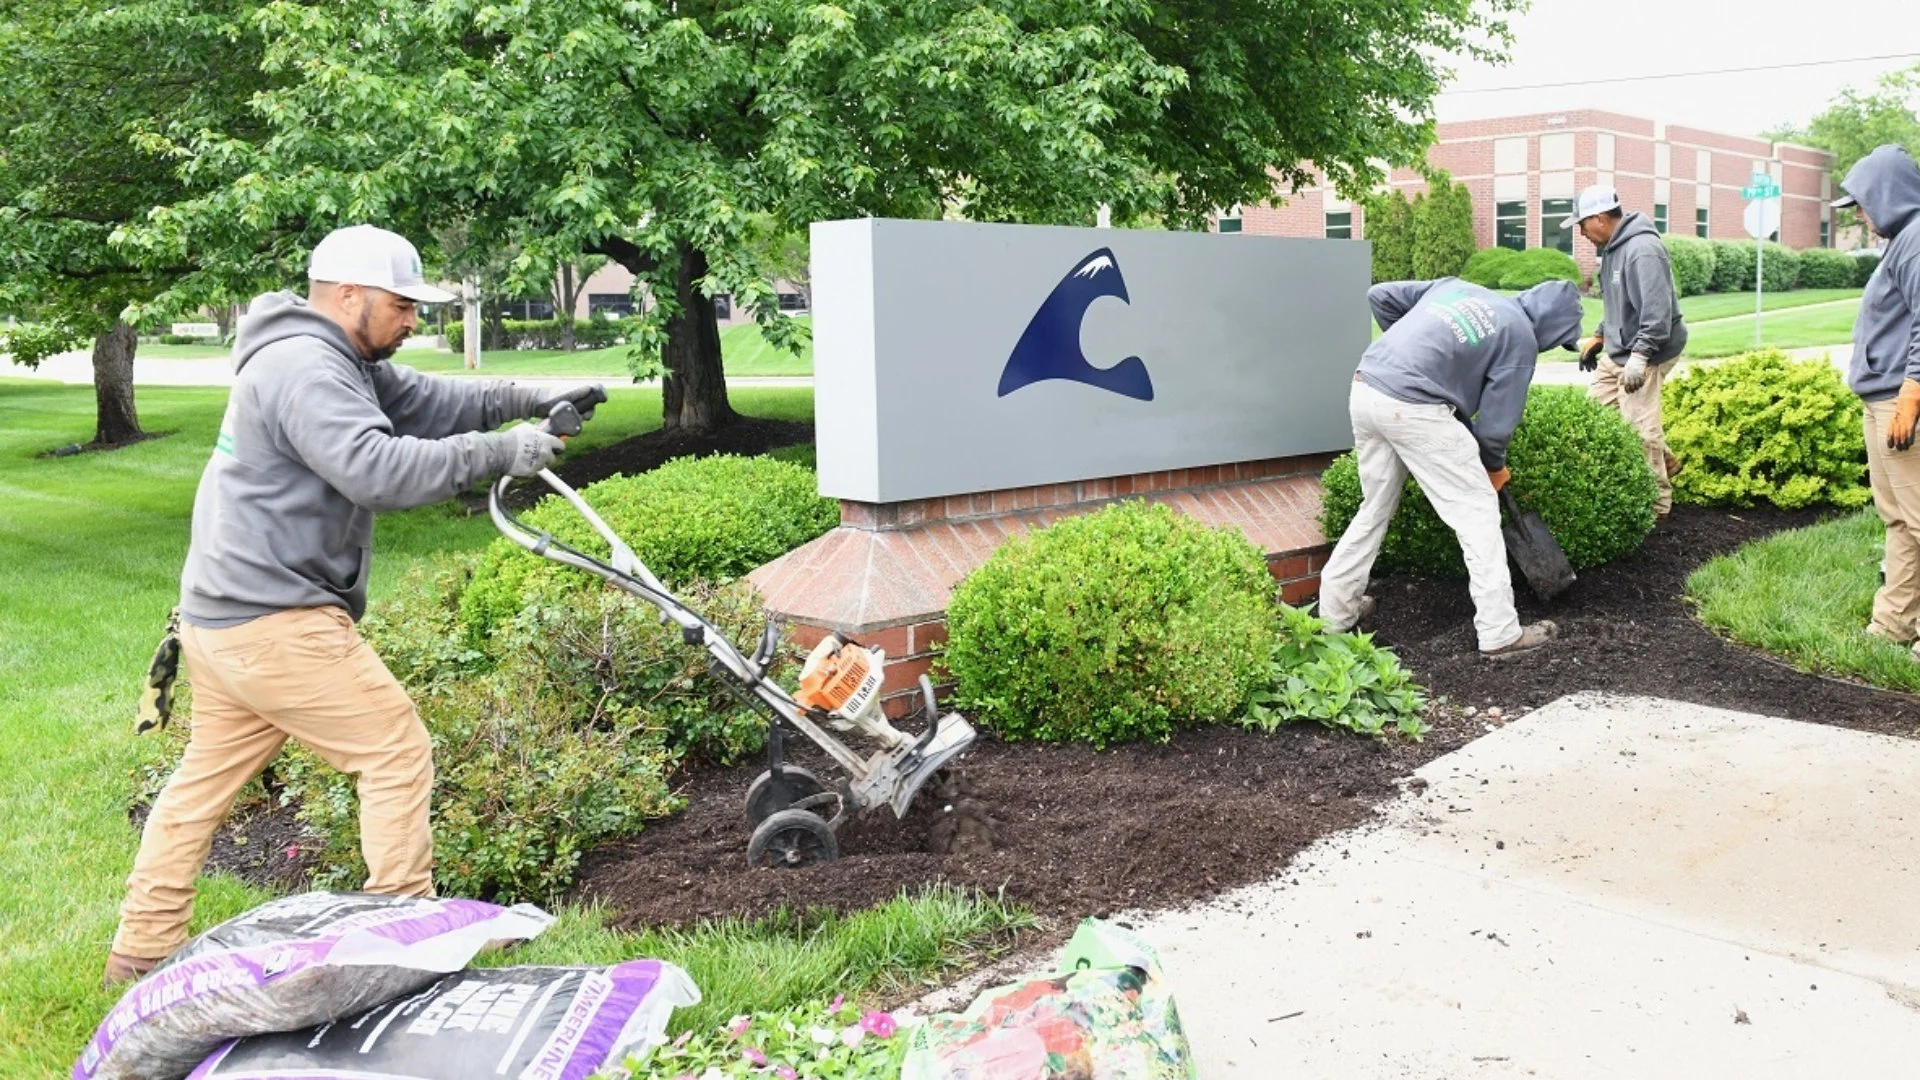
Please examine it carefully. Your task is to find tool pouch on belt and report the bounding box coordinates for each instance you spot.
[135,608,182,735]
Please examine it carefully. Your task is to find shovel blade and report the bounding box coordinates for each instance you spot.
[1502,510,1577,600]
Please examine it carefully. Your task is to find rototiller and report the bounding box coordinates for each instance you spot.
[488,402,977,869]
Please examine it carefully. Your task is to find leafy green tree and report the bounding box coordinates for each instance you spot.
[1774,62,1920,239]
[121,0,1518,433]
[0,0,270,446]
[1412,172,1476,279]
[1362,190,1416,283]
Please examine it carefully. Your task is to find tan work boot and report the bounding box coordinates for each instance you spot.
[1866,622,1914,647]
[1325,595,1376,633]
[1664,449,1683,478]
[102,951,162,989]
[1482,620,1557,660]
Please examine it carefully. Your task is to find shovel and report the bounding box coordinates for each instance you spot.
[1499,488,1576,601]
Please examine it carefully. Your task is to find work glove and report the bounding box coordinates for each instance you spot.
[134,608,182,735]
[1890,379,1920,451]
[1487,467,1511,492]
[504,423,567,477]
[1621,354,1650,394]
[1577,335,1605,373]
[530,383,607,422]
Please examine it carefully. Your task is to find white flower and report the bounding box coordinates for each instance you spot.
[700,1069,727,1080]
[809,1026,836,1046]
[840,1025,865,1049]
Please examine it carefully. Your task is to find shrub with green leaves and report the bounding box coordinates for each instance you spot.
[1412,176,1477,279]
[444,316,634,352]
[1459,247,1520,289]
[1495,248,1579,290]
[461,453,836,641]
[1243,605,1427,739]
[1319,386,1657,578]
[1662,349,1869,510]
[0,320,82,367]
[942,502,1274,747]
[1797,248,1857,289]
[1663,235,1715,296]
[1854,250,1883,287]
[1710,240,1799,293]
[1364,190,1415,283]
[285,592,686,902]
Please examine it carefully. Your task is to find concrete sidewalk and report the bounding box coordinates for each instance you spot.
[1084,694,1920,1077]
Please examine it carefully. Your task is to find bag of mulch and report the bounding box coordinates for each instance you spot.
[75,892,555,1080]
[186,960,699,1080]
[901,918,1196,1080]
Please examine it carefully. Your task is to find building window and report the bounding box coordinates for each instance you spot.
[1820,219,1831,248]
[587,293,635,318]
[1325,210,1352,239]
[713,294,732,320]
[1216,211,1243,234]
[1696,207,1709,238]
[502,298,554,320]
[1541,198,1575,254]
[1496,201,1527,251]
[1654,203,1669,233]
[777,292,809,313]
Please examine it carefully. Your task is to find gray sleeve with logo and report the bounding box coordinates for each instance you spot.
[278,366,516,512]
[371,362,542,439]
[1624,245,1683,361]
[1367,281,1439,333]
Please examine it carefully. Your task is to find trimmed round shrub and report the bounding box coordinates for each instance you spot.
[1496,248,1580,290]
[942,501,1273,747]
[1710,240,1800,293]
[460,453,836,642]
[1662,349,1870,510]
[1797,248,1857,289]
[1319,385,1657,578]
[1663,235,1715,296]
[1460,247,1521,288]
[1855,250,1883,287]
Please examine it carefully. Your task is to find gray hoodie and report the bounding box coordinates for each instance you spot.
[1597,212,1687,363]
[179,292,543,627]
[1841,144,1920,402]
[1357,278,1584,470]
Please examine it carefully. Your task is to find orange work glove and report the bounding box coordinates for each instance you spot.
[1891,379,1920,451]
[1487,467,1511,492]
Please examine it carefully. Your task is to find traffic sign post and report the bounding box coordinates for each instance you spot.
[1741,172,1783,347]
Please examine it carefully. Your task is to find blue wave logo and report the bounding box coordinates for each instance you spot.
[997,248,1154,401]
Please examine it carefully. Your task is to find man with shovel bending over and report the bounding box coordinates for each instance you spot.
[1320,278,1585,659]
[104,225,607,985]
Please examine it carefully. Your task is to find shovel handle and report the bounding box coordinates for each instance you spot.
[1498,487,1521,519]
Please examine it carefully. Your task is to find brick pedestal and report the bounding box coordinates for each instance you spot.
[748,455,1337,717]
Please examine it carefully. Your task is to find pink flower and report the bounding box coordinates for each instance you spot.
[743,1047,767,1067]
[860,1010,897,1039]
[776,1068,797,1080]
[284,845,300,860]
[727,1015,752,1038]
[829,993,844,1013]
[672,1030,694,1049]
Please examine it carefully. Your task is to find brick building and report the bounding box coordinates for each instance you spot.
[1221,110,1840,282]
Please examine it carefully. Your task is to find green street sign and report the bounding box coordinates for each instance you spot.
[1742,182,1781,199]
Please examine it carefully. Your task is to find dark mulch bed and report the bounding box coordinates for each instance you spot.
[133,793,319,892]
[555,417,812,491]
[1366,504,1920,741]
[572,505,1920,931]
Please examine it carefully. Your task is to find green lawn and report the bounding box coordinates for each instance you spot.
[1679,287,1860,324]
[1687,508,1920,693]
[396,318,813,378]
[1682,298,1861,359]
[0,379,1014,1076]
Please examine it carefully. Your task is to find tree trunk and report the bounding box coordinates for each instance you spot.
[661,245,736,432]
[91,320,143,447]
[555,264,576,351]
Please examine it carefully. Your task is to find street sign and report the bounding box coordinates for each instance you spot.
[1743,197,1782,240]
[1741,180,1782,199]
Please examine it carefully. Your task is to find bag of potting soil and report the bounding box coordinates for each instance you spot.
[186,960,699,1080]
[900,918,1196,1080]
[75,892,555,1080]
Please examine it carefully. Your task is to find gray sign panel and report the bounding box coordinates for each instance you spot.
[812,218,1369,503]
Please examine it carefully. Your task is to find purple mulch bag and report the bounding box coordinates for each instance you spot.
[185,960,699,1080]
[75,892,555,1080]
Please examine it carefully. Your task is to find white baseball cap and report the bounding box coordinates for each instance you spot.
[308,225,455,303]
[1559,185,1622,229]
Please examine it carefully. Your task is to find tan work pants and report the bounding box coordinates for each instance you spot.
[112,606,434,960]
[1590,357,1680,515]
[1865,401,1920,644]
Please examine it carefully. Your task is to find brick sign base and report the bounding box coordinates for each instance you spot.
[749,455,1337,718]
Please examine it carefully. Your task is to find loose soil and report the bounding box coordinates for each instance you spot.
[572,505,1920,932]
